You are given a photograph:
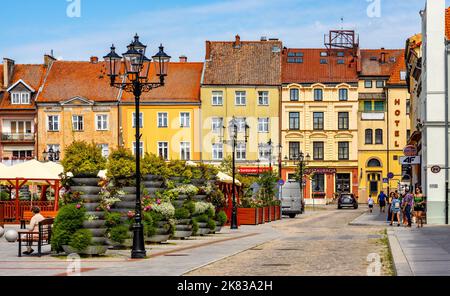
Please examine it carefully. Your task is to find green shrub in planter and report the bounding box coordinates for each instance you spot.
[192,220,199,235]
[141,153,168,178]
[107,148,136,185]
[206,207,215,219]
[61,141,106,177]
[194,214,209,223]
[216,211,227,226]
[51,204,86,251]
[184,201,195,215]
[167,160,187,178]
[175,208,190,220]
[207,219,216,231]
[109,225,130,244]
[199,163,219,180]
[144,222,156,237]
[104,212,122,228]
[69,229,92,251]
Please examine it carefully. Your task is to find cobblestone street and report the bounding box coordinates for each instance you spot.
[186,207,392,276]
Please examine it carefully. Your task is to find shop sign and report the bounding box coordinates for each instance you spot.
[304,168,337,175]
[238,167,272,175]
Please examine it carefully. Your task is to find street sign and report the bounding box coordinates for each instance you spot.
[278,179,285,186]
[431,165,441,174]
[400,156,421,165]
[387,172,394,179]
[403,145,417,157]
[383,178,389,183]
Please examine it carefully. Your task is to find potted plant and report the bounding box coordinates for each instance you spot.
[106,148,136,188]
[61,141,106,178]
[192,202,216,235]
[141,153,168,181]
[63,228,107,255]
[214,210,227,233]
[167,160,188,182]
[172,207,192,239]
[51,203,86,253]
[142,200,175,243]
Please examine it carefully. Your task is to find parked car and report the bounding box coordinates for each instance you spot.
[281,181,305,218]
[337,193,358,209]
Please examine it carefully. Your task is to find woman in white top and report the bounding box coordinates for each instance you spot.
[23,207,45,255]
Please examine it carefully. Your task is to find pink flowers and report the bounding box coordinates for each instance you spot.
[127,211,135,218]
[144,205,152,212]
[156,199,161,205]
[76,204,81,209]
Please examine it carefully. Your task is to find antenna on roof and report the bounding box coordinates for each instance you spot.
[51,49,54,57]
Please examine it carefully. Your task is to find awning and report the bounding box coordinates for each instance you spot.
[217,172,242,186]
[0,159,63,184]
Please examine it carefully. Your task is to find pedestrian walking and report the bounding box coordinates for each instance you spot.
[413,187,426,228]
[402,188,413,227]
[390,194,401,226]
[377,190,387,213]
[368,195,374,213]
[387,192,396,222]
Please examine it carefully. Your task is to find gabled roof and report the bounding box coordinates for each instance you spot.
[282,48,358,84]
[203,37,282,86]
[6,79,35,92]
[359,49,403,77]
[387,55,407,86]
[122,62,203,103]
[37,61,120,103]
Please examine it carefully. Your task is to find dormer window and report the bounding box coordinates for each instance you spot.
[11,92,30,104]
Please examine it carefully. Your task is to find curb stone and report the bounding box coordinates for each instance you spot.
[387,230,413,276]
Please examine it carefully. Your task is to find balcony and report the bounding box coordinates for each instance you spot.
[0,133,35,143]
[361,112,385,120]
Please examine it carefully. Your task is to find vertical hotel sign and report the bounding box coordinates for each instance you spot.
[393,98,401,147]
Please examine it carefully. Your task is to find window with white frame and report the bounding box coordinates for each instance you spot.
[258,91,269,105]
[180,142,191,160]
[158,112,168,128]
[236,143,246,160]
[258,118,269,133]
[212,91,223,106]
[212,143,223,160]
[47,115,59,131]
[180,112,190,128]
[212,117,223,134]
[235,118,246,133]
[132,112,143,128]
[132,141,144,158]
[96,114,108,131]
[258,143,271,160]
[235,91,246,106]
[98,144,109,157]
[11,92,30,104]
[72,115,84,131]
[158,142,168,160]
[290,88,299,101]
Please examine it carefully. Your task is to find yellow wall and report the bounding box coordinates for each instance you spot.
[200,86,280,165]
[121,104,200,160]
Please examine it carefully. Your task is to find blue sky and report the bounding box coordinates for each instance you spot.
[0,0,447,63]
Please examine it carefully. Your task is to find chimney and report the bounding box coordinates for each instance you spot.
[44,54,56,67]
[380,48,386,64]
[205,41,212,60]
[260,36,267,41]
[234,34,241,48]
[90,56,99,64]
[3,58,15,89]
[179,55,188,63]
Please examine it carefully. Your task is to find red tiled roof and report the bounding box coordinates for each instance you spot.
[282,48,358,84]
[203,38,282,86]
[0,64,46,110]
[359,49,403,77]
[37,61,120,103]
[121,62,203,103]
[446,7,450,39]
[387,55,407,86]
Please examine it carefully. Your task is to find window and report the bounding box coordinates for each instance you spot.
[407,129,411,141]
[338,142,349,160]
[132,112,143,128]
[11,93,20,104]
[368,158,382,167]
[96,114,108,131]
[365,129,373,144]
[236,143,246,160]
[289,142,300,160]
[339,89,348,101]
[258,143,271,161]
[287,57,295,63]
[375,129,383,144]
[337,52,345,57]
[364,80,373,88]
[364,101,372,112]
[290,89,299,101]
[314,89,323,101]
[376,80,385,88]
[158,142,169,160]
[338,112,349,130]
[12,150,32,159]
[312,174,325,192]
[72,115,84,131]
[180,112,190,128]
[46,144,60,161]
[132,142,144,158]
[400,71,407,81]
[158,112,168,128]
[289,112,300,130]
[320,52,328,57]
[313,142,324,160]
[337,59,345,65]
[11,92,30,104]
[296,52,304,57]
[235,91,246,106]
[98,144,109,158]
[235,118,247,133]
[212,143,223,160]
[374,101,385,111]
[295,58,303,63]
[313,112,324,130]
[47,115,59,131]
[180,142,191,160]
[406,100,411,115]
[288,52,295,57]
[212,117,223,134]
[258,118,269,133]
[212,91,223,106]
[320,59,328,64]
[258,91,269,105]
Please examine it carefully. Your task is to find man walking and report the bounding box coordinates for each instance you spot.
[377,191,387,213]
[402,188,414,227]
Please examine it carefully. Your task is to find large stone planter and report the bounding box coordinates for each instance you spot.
[196,222,210,236]
[193,195,207,201]
[71,177,100,186]
[82,220,105,228]
[191,178,206,186]
[71,186,101,195]
[62,245,108,255]
[143,174,163,181]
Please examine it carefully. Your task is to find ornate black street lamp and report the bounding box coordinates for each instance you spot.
[292,150,310,209]
[104,34,170,259]
[224,117,249,229]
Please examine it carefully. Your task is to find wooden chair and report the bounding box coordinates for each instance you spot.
[18,218,54,257]
[20,211,58,229]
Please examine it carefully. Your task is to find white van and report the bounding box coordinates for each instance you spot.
[281,181,305,218]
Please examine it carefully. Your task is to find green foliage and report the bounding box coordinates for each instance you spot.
[192,220,199,235]
[199,163,219,180]
[61,141,106,176]
[0,191,10,201]
[206,206,215,219]
[104,212,122,228]
[167,160,188,178]
[216,211,228,226]
[191,167,203,179]
[208,184,226,209]
[257,171,280,205]
[107,147,136,182]
[184,201,196,215]
[144,222,156,237]
[51,204,86,251]
[207,219,216,230]
[141,153,168,177]
[194,214,209,223]
[109,225,130,244]
[69,229,92,251]
[175,207,190,220]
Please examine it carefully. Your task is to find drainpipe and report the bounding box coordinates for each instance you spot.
[445,42,449,224]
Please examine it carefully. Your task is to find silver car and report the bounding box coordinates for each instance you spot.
[281,181,305,218]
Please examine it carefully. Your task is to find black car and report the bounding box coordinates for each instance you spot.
[337,193,358,209]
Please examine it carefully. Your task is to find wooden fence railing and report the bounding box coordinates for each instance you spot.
[0,201,55,223]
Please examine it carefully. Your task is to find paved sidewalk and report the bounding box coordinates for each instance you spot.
[349,209,389,226]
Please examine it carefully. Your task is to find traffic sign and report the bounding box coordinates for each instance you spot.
[387,172,394,179]
[403,145,417,157]
[431,165,441,174]
[278,179,285,186]
[383,178,389,183]
[400,156,421,165]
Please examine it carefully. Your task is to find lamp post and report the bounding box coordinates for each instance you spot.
[278,144,283,179]
[293,150,310,211]
[104,34,170,259]
[267,139,273,170]
[224,117,249,229]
